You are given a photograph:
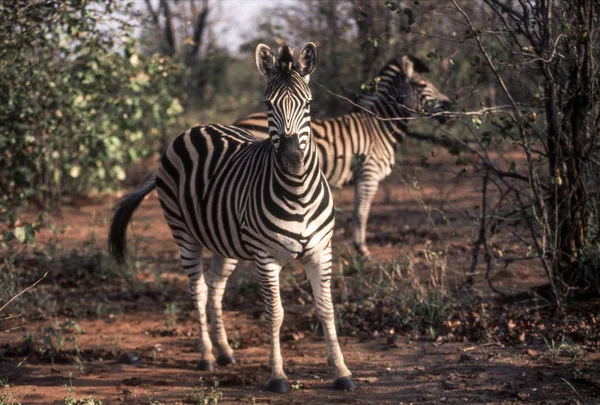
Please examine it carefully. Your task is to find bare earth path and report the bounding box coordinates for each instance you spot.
[2,147,600,404]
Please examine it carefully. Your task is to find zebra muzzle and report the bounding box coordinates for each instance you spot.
[278,134,304,173]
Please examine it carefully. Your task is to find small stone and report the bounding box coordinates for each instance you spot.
[441,380,458,390]
[121,387,134,398]
[387,334,401,348]
[118,351,142,365]
[458,353,472,363]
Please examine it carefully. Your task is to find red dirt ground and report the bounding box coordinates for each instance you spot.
[2,146,600,404]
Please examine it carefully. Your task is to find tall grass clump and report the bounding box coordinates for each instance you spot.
[339,250,485,341]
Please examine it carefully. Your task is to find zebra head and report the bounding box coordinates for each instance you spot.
[375,55,452,122]
[255,43,317,175]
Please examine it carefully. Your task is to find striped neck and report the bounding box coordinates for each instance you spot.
[357,93,408,142]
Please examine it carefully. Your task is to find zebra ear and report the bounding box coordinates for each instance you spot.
[298,42,318,78]
[401,55,430,78]
[256,43,275,77]
[409,55,430,73]
[401,55,415,78]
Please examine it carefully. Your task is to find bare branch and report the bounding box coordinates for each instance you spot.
[0,271,49,314]
[451,0,522,120]
[144,0,160,26]
[465,169,489,286]
[185,0,209,64]
[316,83,512,122]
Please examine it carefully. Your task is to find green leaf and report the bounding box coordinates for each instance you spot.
[472,117,483,126]
[14,226,26,243]
[385,1,399,11]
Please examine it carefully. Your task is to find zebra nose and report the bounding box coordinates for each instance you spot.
[282,145,303,163]
[279,134,304,171]
[441,100,453,111]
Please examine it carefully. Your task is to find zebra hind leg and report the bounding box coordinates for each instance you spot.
[255,261,289,393]
[181,246,215,371]
[302,245,356,390]
[206,255,238,367]
[353,175,380,260]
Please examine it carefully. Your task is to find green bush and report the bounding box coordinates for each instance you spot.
[0,0,186,210]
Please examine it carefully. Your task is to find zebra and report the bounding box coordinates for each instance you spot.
[235,55,452,259]
[108,43,356,393]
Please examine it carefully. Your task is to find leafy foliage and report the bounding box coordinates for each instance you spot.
[0,0,185,211]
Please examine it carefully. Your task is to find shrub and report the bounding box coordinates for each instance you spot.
[0,0,186,209]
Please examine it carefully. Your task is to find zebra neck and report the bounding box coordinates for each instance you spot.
[271,141,320,198]
[350,110,407,145]
[357,95,408,143]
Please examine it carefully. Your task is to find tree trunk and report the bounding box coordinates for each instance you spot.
[161,0,176,57]
[353,0,380,83]
[185,0,209,66]
[546,0,593,292]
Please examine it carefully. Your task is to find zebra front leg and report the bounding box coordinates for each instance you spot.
[353,174,379,260]
[303,245,356,390]
[181,246,215,371]
[255,261,289,393]
[207,255,238,367]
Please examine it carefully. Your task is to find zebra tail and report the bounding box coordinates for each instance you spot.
[108,174,157,264]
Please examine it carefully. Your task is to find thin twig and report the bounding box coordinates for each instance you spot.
[451,0,522,121]
[465,169,490,287]
[560,378,587,403]
[0,271,49,314]
[316,83,511,121]
[0,312,23,321]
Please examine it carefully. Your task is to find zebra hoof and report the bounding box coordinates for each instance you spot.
[197,360,215,372]
[216,354,236,367]
[353,244,372,261]
[334,377,357,391]
[267,378,290,393]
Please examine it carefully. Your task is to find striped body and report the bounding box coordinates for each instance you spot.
[109,43,355,393]
[235,55,451,258]
[156,124,333,265]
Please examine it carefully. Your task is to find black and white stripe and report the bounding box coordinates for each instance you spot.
[235,55,452,258]
[108,43,355,393]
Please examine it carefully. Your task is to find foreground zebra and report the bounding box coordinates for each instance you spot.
[109,43,356,393]
[235,55,452,258]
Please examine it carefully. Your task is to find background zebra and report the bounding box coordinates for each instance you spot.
[108,43,356,393]
[235,55,452,259]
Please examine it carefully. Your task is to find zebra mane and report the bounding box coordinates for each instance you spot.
[397,55,430,74]
[277,45,295,72]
